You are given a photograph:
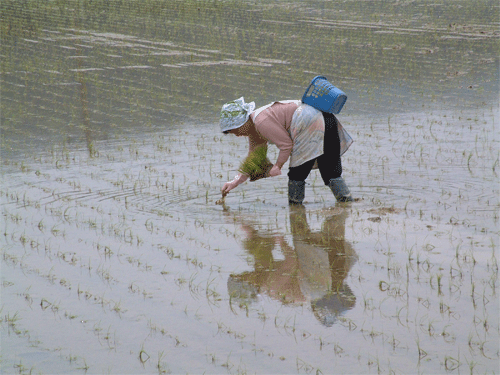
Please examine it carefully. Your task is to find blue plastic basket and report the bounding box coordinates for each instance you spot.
[301,76,347,114]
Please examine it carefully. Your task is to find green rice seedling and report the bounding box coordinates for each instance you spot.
[416,340,427,363]
[157,351,169,374]
[139,347,150,364]
[334,343,344,356]
[221,351,233,370]
[112,300,123,314]
[5,311,20,328]
[296,358,314,374]
[466,357,478,374]
[77,359,89,372]
[238,146,273,182]
[444,355,460,371]
[207,350,217,364]
[13,360,35,374]
[437,274,444,296]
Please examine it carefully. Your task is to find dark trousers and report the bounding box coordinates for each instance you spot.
[287,112,342,185]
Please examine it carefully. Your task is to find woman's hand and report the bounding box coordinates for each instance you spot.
[221,174,249,197]
[221,180,238,197]
[269,165,282,177]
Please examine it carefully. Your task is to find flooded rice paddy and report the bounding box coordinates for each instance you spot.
[1,0,499,374]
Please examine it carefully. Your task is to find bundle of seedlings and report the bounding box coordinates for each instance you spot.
[238,145,273,181]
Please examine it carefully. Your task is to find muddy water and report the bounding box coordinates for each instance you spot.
[1,0,499,374]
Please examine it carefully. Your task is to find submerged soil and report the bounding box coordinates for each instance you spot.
[1,0,498,374]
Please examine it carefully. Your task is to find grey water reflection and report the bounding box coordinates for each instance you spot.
[228,206,356,327]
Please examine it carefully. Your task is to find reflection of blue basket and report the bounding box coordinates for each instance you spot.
[302,76,347,114]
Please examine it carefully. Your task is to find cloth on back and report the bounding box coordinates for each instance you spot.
[289,104,353,168]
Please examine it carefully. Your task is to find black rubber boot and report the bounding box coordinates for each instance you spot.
[328,177,352,202]
[288,180,306,205]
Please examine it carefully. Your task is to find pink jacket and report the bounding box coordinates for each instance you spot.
[250,101,300,168]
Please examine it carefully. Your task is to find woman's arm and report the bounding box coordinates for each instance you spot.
[254,123,292,172]
[221,136,264,196]
[248,135,282,177]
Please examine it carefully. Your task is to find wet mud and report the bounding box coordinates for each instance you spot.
[1,0,499,374]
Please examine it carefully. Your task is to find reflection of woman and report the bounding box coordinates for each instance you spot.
[228,206,357,327]
[231,225,306,304]
[219,97,353,204]
[289,206,356,326]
